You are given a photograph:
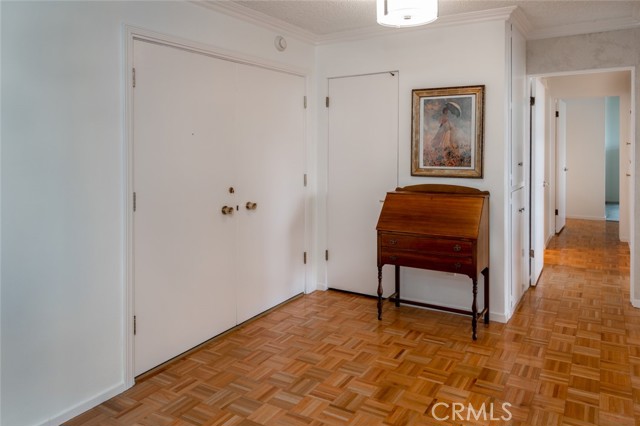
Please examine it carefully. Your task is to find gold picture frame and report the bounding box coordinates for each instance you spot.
[411,85,485,178]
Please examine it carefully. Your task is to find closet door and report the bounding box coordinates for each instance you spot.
[234,66,306,323]
[133,40,237,375]
[511,187,527,313]
[327,72,398,296]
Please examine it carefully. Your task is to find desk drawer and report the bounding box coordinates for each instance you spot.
[379,233,473,256]
[379,250,474,275]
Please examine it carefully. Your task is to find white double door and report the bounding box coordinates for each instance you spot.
[133,40,306,375]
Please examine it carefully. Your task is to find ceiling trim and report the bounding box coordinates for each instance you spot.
[192,1,639,45]
[193,0,317,44]
[508,6,532,38]
[193,1,527,45]
[315,6,523,45]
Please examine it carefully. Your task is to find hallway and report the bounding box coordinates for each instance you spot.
[66,219,635,426]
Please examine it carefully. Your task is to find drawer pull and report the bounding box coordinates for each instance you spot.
[453,244,462,252]
[389,239,398,245]
[454,262,462,270]
[390,255,398,261]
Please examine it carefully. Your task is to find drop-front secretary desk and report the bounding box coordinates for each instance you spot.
[376,184,490,340]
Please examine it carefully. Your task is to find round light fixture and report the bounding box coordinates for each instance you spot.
[377,0,438,28]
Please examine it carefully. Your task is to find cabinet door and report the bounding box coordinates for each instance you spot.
[327,72,398,296]
[510,24,527,190]
[234,66,306,323]
[510,187,528,313]
[133,40,237,375]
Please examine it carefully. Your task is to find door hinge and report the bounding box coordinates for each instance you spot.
[134,315,137,335]
[304,174,307,187]
[325,96,330,108]
[133,192,137,212]
[555,111,559,118]
[304,96,307,109]
[530,249,535,258]
[132,68,136,88]
[555,209,558,216]
[325,250,329,261]
[303,252,307,264]
[530,96,535,106]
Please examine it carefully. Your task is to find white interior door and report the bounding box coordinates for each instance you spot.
[327,72,398,296]
[234,66,306,323]
[556,100,568,233]
[133,41,237,375]
[531,78,546,284]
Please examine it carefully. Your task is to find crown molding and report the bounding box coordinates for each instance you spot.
[192,0,317,44]
[508,6,532,38]
[528,15,640,40]
[192,2,524,45]
[315,6,521,45]
[191,1,638,45]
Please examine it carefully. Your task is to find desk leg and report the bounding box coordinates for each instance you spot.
[394,265,400,307]
[483,267,490,324]
[472,278,478,340]
[377,266,383,320]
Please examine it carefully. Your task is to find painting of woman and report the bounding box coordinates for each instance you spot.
[411,85,484,178]
[421,98,472,169]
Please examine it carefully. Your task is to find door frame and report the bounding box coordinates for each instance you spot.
[123,25,311,388]
[527,66,636,305]
[529,77,546,286]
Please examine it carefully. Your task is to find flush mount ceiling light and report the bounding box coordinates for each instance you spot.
[377,0,438,28]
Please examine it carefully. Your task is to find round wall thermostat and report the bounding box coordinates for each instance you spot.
[274,36,287,52]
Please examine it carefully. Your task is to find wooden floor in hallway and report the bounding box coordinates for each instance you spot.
[66,219,636,426]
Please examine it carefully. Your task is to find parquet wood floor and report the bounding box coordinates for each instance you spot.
[66,219,636,425]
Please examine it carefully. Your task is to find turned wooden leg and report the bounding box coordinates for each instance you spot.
[394,265,400,307]
[377,265,383,320]
[472,278,478,340]
[483,267,490,324]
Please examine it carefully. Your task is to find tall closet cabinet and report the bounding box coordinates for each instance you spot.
[508,22,529,315]
[132,39,307,375]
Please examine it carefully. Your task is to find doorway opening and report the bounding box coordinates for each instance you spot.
[529,68,635,301]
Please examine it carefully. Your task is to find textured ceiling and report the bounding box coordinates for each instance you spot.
[228,0,640,37]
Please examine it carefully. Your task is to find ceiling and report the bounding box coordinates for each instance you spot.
[202,0,640,42]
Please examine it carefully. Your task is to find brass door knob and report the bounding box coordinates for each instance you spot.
[245,202,257,210]
[221,206,234,215]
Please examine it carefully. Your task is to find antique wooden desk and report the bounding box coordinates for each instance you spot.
[376,184,490,340]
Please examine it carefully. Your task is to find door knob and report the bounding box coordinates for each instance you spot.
[221,206,234,215]
[245,202,257,210]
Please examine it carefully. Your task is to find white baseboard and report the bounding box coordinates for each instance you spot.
[632,299,640,309]
[40,382,128,426]
[490,312,509,323]
[566,215,606,221]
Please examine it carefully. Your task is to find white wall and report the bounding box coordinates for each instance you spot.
[0,2,315,425]
[316,19,513,322]
[565,98,606,220]
[528,28,638,305]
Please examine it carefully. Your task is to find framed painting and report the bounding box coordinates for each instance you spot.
[411,85,485,178]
